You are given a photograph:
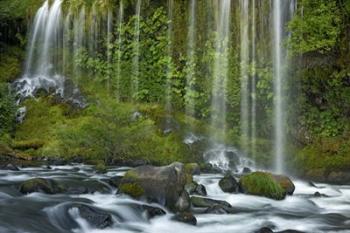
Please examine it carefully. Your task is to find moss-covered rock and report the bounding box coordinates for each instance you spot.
[119,183,145,198]
[19,178,65,194]
[239,172,286,200]
[272,175,295,195]
[119,162,189,211]
[219,174,239,193]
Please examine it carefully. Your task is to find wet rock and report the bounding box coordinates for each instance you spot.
[239,172,287,200]
[142,205,166,219]
[219,174,239,193]
[204,204,234,214]
[313,191,328,198]
[102,176,123,188]
[276,230,306,233]
[63,179,111,194]
[1,163,20,171]
[185,182,207,196]
[255,227,273,233]
[119,162,188,211]
[195,184,207,196]
[191,196,231,209]
[19,178,65,194]
[225,150,240,170]
[175,191,191,212]
[71,204,113,229]
[172,212,197,225]
[272,175,295,195]
[109,158,149,167]
[242,167,252,174]
[199,163,222,174]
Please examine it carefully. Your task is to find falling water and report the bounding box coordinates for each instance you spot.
[165,0,174,114]
[132,0,141,100]
[273,0,296,173]
[240,0,249,149]
[89,3,98,57]
[250,0,257,159]
[116,1,124,101]
[73,7,86,85]
[17,0,64,98]
[210,0,231,142]
[185,0,196,117]
[106,10,113,92]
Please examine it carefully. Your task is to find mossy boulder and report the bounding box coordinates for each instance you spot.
[119,162,189,211]
[272,175,295,195]
[19,178,65,194]
[239,172,287,200]
[184,163,200,175]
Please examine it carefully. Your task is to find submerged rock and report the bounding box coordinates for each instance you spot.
[119,162,188,211]
[239,172,287,200]
[1,163,20,171]
[191,196,232,209]
[219,174,239,193]
[70,204,113,229]
[172,212,197,225]
[142,205,166,219]
[19,178,64,194]
[185,182,207,196]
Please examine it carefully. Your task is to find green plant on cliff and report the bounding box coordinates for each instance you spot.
[288,0,341,54]
[0,83,16,136]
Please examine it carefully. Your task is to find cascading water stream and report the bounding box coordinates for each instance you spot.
[132,0,141,100]
[250,0,257,159]
[210,0,231,143]
[165,0,174,114]
[106,10,113,92]
[239,0,249,150]
[17,0,64,98]
[185,0,196,118]
[273,0,296,174]
[116,1,124,101]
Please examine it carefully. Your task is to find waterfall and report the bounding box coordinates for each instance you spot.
[185,0,196,118]
[210,0,231,142]
[116,2,124,101]
[106,10,113,92]
[240,0,250,149]
[17,0,64,98]
[273,0,296,173]
[73,7,86,85]
[250,0,257,159]
[132,0,141,100]
[165,0,174,114]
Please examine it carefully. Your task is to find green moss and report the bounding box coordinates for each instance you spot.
[95,161,107,173]
[12,139,45,150]
[119,183,144,198]
[239,172,286,200]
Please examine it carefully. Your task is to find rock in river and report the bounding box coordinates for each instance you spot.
[119,162,189,211]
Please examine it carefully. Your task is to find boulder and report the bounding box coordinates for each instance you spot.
[219,174,239,193]
[175,191,191,212]
[172,212,197,225]
[142,205,166,219]
[119,162,188,211]
[19,178,65,194]
[70,204,113,229]
[272,175,295,195]
[255,227,273,233]
[239,172,286,200]
[191,196,231,209]
[1,163,20,171]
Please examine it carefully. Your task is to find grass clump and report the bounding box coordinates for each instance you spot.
[239,172,286,200]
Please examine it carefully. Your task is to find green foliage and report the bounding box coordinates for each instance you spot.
[0,0,44,19]
[119,183,145,198]
[288,0,341,54]
[0,83,16,136]
[240,172,286,200]
[0,47,23,82]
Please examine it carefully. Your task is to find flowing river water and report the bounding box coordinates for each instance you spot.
[0,164,349,233]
